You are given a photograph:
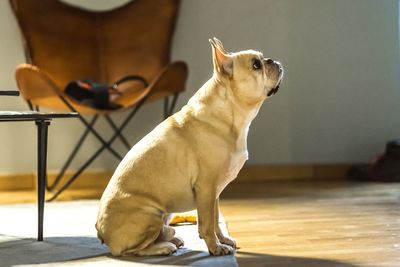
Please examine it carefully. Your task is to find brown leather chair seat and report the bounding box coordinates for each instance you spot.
[10,0,188,200]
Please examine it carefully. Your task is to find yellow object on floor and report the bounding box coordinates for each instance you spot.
[169,210,197,225]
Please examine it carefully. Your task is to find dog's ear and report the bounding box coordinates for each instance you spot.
[209,37,233,77]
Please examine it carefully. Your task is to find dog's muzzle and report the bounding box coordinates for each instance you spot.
[267,82,280,97]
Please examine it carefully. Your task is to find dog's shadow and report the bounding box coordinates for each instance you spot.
[0,235,228,266]
[112,248,224,266]
[115,250,363,267]
[0,236,363,267]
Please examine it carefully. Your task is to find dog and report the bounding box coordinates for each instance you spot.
[96,38,283,256]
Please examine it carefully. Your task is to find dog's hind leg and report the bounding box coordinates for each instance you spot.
[103,210,164,256]
[124,225,179,256]
[117,213,183,256]
[124,225,182,256]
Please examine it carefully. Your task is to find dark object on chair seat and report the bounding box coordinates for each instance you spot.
[65,76,148,110]
[65,80,121,110]
[348,139,400,182]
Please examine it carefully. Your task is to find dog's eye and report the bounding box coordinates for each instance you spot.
[252,59,262,70]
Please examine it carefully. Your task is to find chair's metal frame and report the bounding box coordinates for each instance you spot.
[27,92,180,201]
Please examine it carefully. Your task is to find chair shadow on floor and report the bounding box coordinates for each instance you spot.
[0,236,108,267]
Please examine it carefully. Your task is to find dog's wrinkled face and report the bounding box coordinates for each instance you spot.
[209,38,284,104]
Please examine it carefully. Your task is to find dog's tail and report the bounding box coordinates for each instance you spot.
[98,234,104,245]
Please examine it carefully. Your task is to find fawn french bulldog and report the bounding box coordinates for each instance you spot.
[96,38,283,256]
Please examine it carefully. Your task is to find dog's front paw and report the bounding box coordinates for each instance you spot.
[218,234,237,248]
[170,236,184,248]
[208,243,235,256]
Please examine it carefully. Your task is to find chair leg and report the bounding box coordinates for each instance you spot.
[58,96,123,160]
[104,115,131,150]
[164,96,169,119]
[46,141,107,202]
[47,97,148,201]
[164,93,179,119]
[169,93,179,116]
[46,115,99,191]
[27,101,40,112]
[27,100,34,111]
[75,113,124,160]
[36,119,50,241]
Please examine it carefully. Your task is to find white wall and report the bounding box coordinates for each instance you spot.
[0,0,399,174]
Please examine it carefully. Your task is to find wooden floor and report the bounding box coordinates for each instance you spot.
[1,180,399,266]
[220,181,400,267]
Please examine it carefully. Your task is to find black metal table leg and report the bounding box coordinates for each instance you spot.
[0,111,77,241]
[35,119,50,241]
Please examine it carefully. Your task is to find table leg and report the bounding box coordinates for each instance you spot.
[36,119,50,241]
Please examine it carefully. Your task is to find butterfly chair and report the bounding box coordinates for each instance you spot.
[10,0,188,201]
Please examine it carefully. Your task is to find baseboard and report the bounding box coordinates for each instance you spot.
[0,164,353,191]
[0,171,113,192]
[0,173,36,191]
[46,171,112,190]
[235,164,353,182]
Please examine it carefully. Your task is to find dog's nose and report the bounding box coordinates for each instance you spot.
[265,58,274,65]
